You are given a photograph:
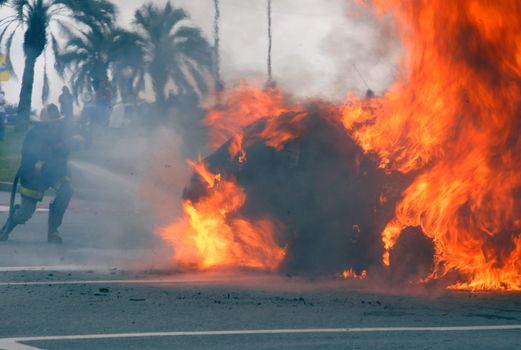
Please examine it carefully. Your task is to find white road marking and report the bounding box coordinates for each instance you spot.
[0,206,48,213]
[0,266,117,272]
[0,325,520,350]
[0,277,237,287]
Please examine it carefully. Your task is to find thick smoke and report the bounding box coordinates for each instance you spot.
[182,103,422,278]
[68,125,191,269]
[321,2,401,98]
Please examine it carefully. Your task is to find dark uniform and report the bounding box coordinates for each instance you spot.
[0,104,82,243]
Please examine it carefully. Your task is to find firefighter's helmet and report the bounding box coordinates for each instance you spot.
[39,104,64,123]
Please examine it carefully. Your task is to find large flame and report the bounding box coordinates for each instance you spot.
[156,0,521,290]
[158,160,286,270]
[343,0,521,290]
[157,84,299,272]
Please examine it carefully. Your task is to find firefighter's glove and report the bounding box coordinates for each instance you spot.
[34,160,45,176]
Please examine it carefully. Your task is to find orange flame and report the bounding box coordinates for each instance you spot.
[156,2,521,289]
[341,268,367,280]
[204,82,302,161]
[157,83,302,272]
[343,0,521,290]
[157,160,286,270]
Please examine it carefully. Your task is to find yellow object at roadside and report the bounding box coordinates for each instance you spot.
[0,53,10,81]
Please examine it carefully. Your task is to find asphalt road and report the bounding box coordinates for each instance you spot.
[0,190,168,269]
[1,192,521,349]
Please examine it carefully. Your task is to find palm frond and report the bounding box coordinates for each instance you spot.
[169,61,191,95]
[174,38,213,69]
[52,19,77,40]
[5,25,19,67]
[71,65,91,102]
[12,0,28,22]
[185,59,209,96]
[0,15,17,28]
[49,32,61,69]
[54,0,116,28]
[64,36,90,51]
[41,55,49,103]
[4,51,18,81]
[0,20,19,48]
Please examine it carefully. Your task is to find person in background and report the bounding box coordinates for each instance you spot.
[80,92,97,148]
[0,90,6,141]
[58,86,74,121]
[95,81,113,127]
[0,104,84,243]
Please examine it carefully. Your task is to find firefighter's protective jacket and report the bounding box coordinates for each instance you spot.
[19,123,81,201]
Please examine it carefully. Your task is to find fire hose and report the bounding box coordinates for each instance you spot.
[8,169,20,220]
[0,168,20,236]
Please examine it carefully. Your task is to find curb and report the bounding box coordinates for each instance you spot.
[0,182,11,193]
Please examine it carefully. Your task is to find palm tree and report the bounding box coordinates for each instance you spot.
[110,30,146,103]
[0,0,116,130]
[55,25,145,103]
[213,0,223,91]
[133,2,213,113]
[265,0,276,88]
[267,0,273,85]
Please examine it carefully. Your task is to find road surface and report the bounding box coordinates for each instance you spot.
[1,193,520,349]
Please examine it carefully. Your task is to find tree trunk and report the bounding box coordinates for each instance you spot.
[91,71,112,127]
[152,76,167,117]
[16,53,38,131]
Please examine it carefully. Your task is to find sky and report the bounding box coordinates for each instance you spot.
[0,0,401,111]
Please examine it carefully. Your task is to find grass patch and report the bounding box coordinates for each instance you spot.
[0,126,24,182]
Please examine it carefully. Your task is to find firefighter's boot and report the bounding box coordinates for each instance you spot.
[47,181,73,244]
[0,218,14,242]
[47,201,64,244]
[47,230,63,244]
[0,205,19,241]
[1,198,38,241]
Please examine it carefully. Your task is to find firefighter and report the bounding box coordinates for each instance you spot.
[0,104,83,243]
